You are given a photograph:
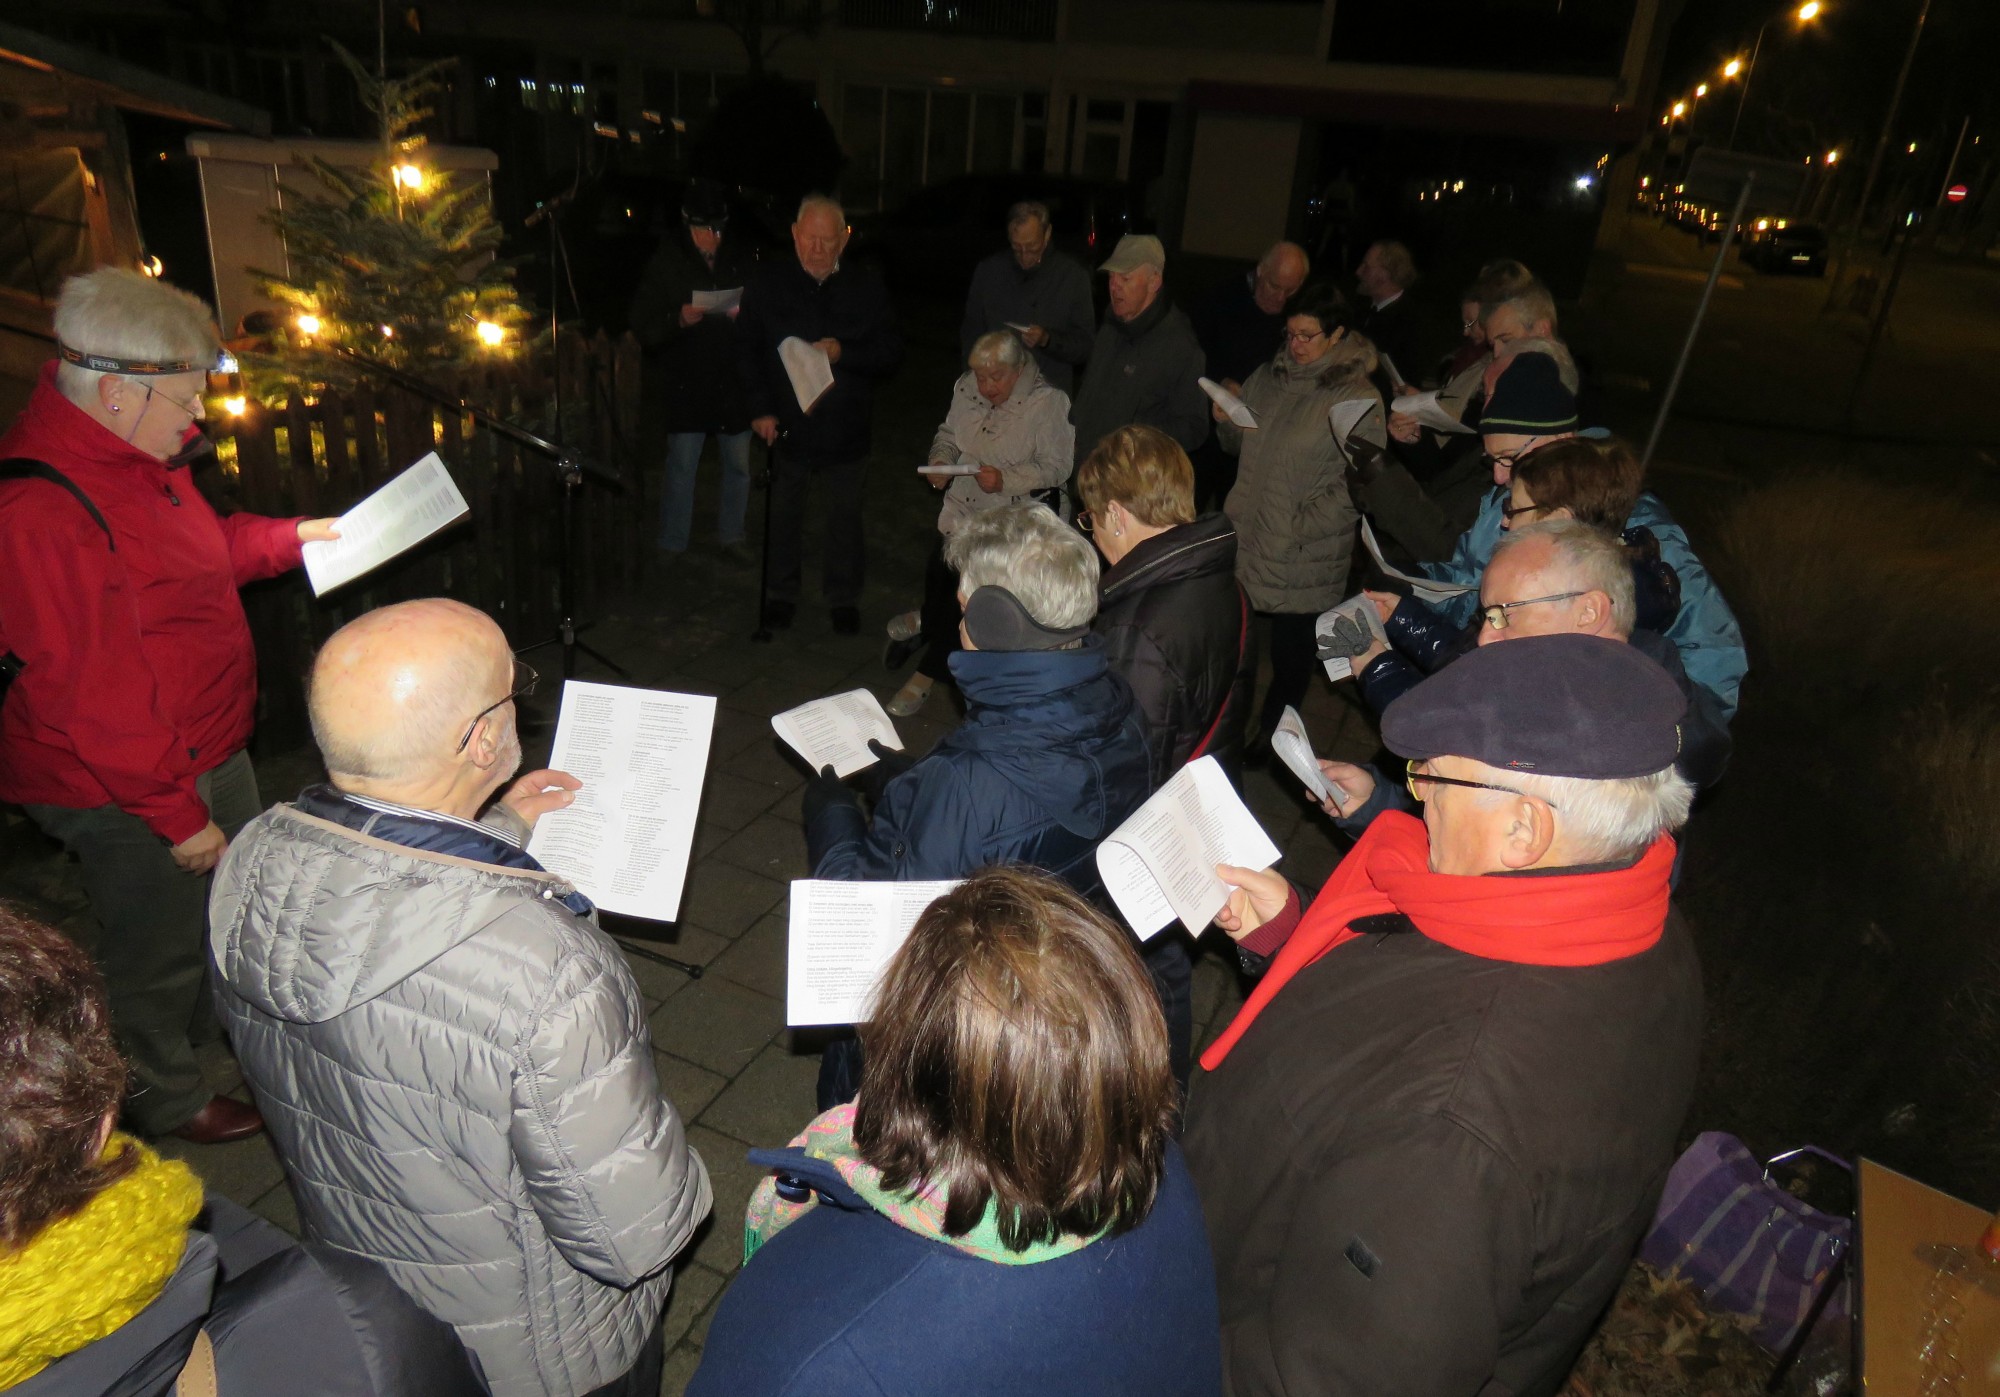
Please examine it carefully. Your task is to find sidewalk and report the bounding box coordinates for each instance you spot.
[0,375,1377,1391]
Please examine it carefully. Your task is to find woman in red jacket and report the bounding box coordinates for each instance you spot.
[0,268,336,1144]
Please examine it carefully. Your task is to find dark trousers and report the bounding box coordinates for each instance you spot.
[583,1312,665,1397]
[769,451,865,607]
[26,748,263,1135]
[1191,440,1238,514]
[916,536,963,682]
[1253,610,1321,737]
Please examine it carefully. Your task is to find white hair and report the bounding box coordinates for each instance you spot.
[1495,518,1636,637]
[1481,761,1694,864]
[1483,281,1560,335]
[1494,334,1580,393]
[796,193,846,225]
[52,267,219,407]
[1007,200,1051,233]
[944,502,1100,631]
[968,329,1030,370]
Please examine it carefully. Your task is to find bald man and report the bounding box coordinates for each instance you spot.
[1189,240,1309,508]
[208,599,712,1397]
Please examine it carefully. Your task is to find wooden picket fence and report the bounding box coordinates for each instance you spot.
[202,331,648,752]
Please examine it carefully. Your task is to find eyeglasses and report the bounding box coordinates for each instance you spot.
[142,382,205,421]
[1477,591,1584,631]
[455,659,538,754]
[1074,509,1095,535]
[1481,438,1546,473]
[1284,328,1327,344]
[1499,499,1545,522]
[1405,758,1555,809]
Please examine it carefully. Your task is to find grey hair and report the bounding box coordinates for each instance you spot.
[968,329,1031,371]
[1483,281,1560,336]
[1475,760,1694,864]
[796,193,846,225]
[52,267,219,407]
[944,502,1100,631]
[1496,518,1636,637]
[1498,334,1580,393]
[1368,240,1417,289]
[1007,200,1051,233]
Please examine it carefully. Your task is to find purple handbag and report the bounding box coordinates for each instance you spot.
[1638,1131,1853,1354]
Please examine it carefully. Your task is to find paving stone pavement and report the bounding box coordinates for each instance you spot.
[0,317,1388,1392]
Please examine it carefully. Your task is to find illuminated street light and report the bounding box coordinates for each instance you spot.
[1797,0,1821,19]
[1906,142,1918,153]
[1723,58,1744,78]
[475,320,506,347]
[1826,149,1841,164]
[391,164,426,192]
[1728,0,1825,150]
[1672,101,1687,118]
[222,395,248,417]
[295,313,322,336]
[1696,83,1710,98]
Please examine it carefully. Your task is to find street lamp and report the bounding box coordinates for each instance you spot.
[1672,101,1688,120]
[1728,1,1825,150]
[1723,57,1743,79]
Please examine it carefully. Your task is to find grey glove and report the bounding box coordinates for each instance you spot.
[1315,613,1375,662]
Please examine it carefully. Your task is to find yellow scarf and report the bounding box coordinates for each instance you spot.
[0,1134,204,1387]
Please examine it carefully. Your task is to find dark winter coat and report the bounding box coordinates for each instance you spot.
[1070,294,1209,466]
[687,1143,1223,1397]
[1093,514,1250,787]
[1184,897,1703,1397]
[1357,293,1426,387]
[629,228,758,434]
[1189,273,1286,387]
[15,1197,481,1397]
[806,639,1152,903]
[737,258,903,466]
[959,248,1096,395]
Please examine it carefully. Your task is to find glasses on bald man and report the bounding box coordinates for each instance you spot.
[456,659,538,754]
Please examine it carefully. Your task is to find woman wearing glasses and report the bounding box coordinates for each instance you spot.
[1214,281,1385,761]
[0,268,337,1146]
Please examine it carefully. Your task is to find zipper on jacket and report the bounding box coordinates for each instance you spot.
[163,480,181,506]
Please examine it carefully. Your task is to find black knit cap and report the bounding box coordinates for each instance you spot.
[1479,351,1578,434]
[681,179,730,228]
[1382,634,1685,780]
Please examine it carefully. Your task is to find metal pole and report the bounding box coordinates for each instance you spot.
[1934,113,1971,208]
[1643,173,1756,467]
[1824,0,1933,308]
[1840,212,1920,430]
[1726,22,1767,152]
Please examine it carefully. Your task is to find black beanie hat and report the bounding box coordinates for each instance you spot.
[1480,352,1579,434]
[681,179,730,228]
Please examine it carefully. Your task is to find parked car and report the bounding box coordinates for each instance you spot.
[1743,220,1828,276]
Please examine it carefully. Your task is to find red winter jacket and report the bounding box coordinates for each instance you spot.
[0,364,304,843]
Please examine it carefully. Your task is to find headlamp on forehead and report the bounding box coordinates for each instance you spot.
[57,342,233,378]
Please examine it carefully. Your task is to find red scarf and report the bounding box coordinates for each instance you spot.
[1200,812,1675,1071]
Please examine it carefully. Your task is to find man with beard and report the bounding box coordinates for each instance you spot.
[208,599,712,1397]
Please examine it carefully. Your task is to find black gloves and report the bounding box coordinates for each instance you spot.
[853,739,916,805]
[1344,438,1391,491]
[801,764,855,829]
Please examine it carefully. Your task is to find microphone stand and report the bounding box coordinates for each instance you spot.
[750,430,782,642]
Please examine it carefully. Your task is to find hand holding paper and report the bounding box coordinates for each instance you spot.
[1390,389,1476,436]
[772,690,903,778]
[1328,397,1386,452]
[1271,707,1340,804]
[1096,756,1281,938]
[1199,377,1258,430]
[1359,518,1473,606]
[778,336,835,413]
[1213,863,1293,941]
[302,452,470,596]
[692,286,742,316]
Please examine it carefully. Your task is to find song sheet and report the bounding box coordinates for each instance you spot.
[1198,377,1258,430]
[787,879,961,1025]
[771,689,903,778]
[1329,397,1386,453]
[1314,593,1389,682]
[1359,517,1474,607]
[1096,756,1281,939]
[1379,352,1407,392]
[1272,706,1346,806]
[777,336,835,413]
[1390,388,1476,436]
[302,452,469,596]
[917,463,981,477]
[527,682,716,922]
[691,286,742,315]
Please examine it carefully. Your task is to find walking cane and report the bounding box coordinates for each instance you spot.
[751,430,781,643]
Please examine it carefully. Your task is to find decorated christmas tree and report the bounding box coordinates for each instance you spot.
[248,42,533,400]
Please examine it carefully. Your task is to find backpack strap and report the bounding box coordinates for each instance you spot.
[174,1328,218,1397]
[1187,583,1250,762]
[0,457,115,551]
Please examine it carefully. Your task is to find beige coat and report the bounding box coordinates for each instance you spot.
[928,359,1075,535]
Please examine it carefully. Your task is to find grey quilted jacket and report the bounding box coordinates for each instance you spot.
[208,804,712,1397]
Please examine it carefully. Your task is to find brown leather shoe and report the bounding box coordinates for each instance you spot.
[171,1096,265,1144]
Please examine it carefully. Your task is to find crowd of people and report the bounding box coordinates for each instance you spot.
[0,183,1751,1396]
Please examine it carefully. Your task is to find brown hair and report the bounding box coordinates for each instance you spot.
[0,907,135,1246]
[1465,258,1535,306]
[1076,424,1197,530]
[1511,436,1645,531]
[853,867,1176,1252]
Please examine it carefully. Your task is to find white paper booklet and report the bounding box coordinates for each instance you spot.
[302,451,469,596]
[1379,352,1406,391]
[777,336,834,413]
[771,689,903,778]
[787,879,961,1026]
[1329,397,1386,453]
[1314,593,1389,681]
[1272,706,1346,806]
[917,463,981,477]
[692,286,741,315]
[1096,756,1281,940]
[1198,377,1258,429]
[527,682,716,922]
[1359,517,1474,606]
[1390,388,1476,436]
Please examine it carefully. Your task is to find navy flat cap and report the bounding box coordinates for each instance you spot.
[1382,634,1686,779]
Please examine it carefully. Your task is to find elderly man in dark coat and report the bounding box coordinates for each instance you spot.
[958,199,1096,395]
[1068,234,1209,467]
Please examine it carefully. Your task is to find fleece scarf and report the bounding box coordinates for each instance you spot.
[0,1134,204,1387]
[743,1102,1102,1267]
[1201,811,1675,1070]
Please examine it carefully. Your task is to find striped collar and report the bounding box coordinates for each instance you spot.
[335,790,523,848]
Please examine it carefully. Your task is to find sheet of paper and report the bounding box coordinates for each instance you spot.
[1391,388,1476,436]
[1198,376,1258,430]
[1359,517,1474,606]
[692,286,742,315]
[1272,706,1338,804]
[1314,593,1389,682]
[778,336,834,413]
[917,463,981,477]
[1379,352,1405,391]
[1328,398,1385,453]
[527,682,716,923]
[1004,321,1034,332]
[1096,756,1281,939]
[771,689,903,778]
[302,452,470,596]
[787,879,961,1026]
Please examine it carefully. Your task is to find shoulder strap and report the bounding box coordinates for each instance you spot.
[175,1327,218,1397]
[1187,584,1250,762]
[0,457,115,551]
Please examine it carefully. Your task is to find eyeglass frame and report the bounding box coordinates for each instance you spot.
[1405,758,1556,809]
[1284,327,1328,345]
[455,659,539,754]
[1477,590,1586,632]
[1499,498,1546,522]
[1480,436,1551,473]
[1073,508,1096,534]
